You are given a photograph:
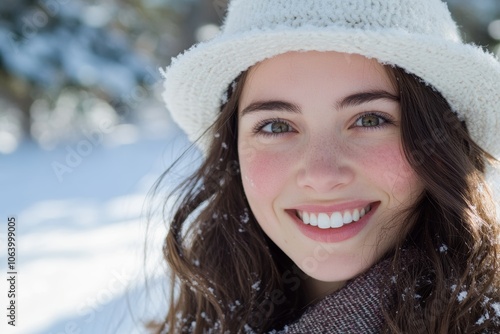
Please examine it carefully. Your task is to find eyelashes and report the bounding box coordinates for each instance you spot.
[252,118,294,137]
[251,112,395,137]
[351,112,395,129]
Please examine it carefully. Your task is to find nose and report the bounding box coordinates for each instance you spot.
[296,140,354,193]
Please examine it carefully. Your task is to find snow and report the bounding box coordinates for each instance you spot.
[439,244,448,253]
[492,302,500,317]
[476,311,490,325]
[457,291,468,302]
[0,1,156,98]
[0,125,199,334]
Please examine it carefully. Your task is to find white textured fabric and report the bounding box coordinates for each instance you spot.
[161,0,500,161]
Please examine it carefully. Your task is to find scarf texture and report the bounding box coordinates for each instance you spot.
[274,253,410,333]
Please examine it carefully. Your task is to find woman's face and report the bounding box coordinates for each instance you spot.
[237,51,424,290]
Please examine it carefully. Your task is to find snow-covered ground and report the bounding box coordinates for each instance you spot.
[0,124,199,334]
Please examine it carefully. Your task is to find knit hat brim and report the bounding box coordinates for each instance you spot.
[162,27,500,158]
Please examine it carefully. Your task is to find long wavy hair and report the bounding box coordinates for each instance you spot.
[149,64,500,333]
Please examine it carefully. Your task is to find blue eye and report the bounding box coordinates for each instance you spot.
[354,113,392,128]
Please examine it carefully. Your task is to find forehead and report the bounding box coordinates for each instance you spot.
[240,51,394,105]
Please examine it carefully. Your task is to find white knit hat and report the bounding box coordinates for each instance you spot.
[161,0,500,159]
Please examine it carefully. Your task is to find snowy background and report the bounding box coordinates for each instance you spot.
[0,121,201,334]
[0,0,214,332]
[0,0,499,333]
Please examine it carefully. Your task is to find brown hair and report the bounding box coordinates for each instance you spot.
[148,65,500,333]
[381,67,500,333]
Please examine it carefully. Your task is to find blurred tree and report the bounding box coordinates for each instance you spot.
[446,0,500,50]
[0,0,185,150]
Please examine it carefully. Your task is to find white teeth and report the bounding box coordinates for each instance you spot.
[318,213,330,229]
[310,214,318,226]
[303,212,310,224]
[330,212,343,228]
[296,204,372,229]
[343,211,353,225]
[352,209,360,222]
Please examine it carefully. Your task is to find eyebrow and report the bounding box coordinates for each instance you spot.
[240,90,399,117]
[336,90,399,110]
[240,100,301,117]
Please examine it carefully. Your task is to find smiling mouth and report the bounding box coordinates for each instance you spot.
[294,204,372,229]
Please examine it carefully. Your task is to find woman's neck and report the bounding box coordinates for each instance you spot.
[303,278,346,306]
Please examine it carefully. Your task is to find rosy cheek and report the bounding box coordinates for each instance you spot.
[240,147,294,198]
[357,142,421,201]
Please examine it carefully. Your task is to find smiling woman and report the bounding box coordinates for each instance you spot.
[155,0,500,333]
[238,51,423,287]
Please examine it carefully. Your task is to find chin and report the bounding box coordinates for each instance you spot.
[296,250,378,283]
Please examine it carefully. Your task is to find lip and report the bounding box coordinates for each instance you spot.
[293,201,373,214]
[287,201,380,243]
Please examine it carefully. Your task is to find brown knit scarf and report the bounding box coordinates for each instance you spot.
[273,251,415,334]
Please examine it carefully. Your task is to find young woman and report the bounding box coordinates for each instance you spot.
[154,0,500,332]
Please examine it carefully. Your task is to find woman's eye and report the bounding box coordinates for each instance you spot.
[257,119,294,135]
[354,113,389,127]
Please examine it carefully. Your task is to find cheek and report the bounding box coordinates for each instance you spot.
[239,145,295,199]
[357,142,422,200]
